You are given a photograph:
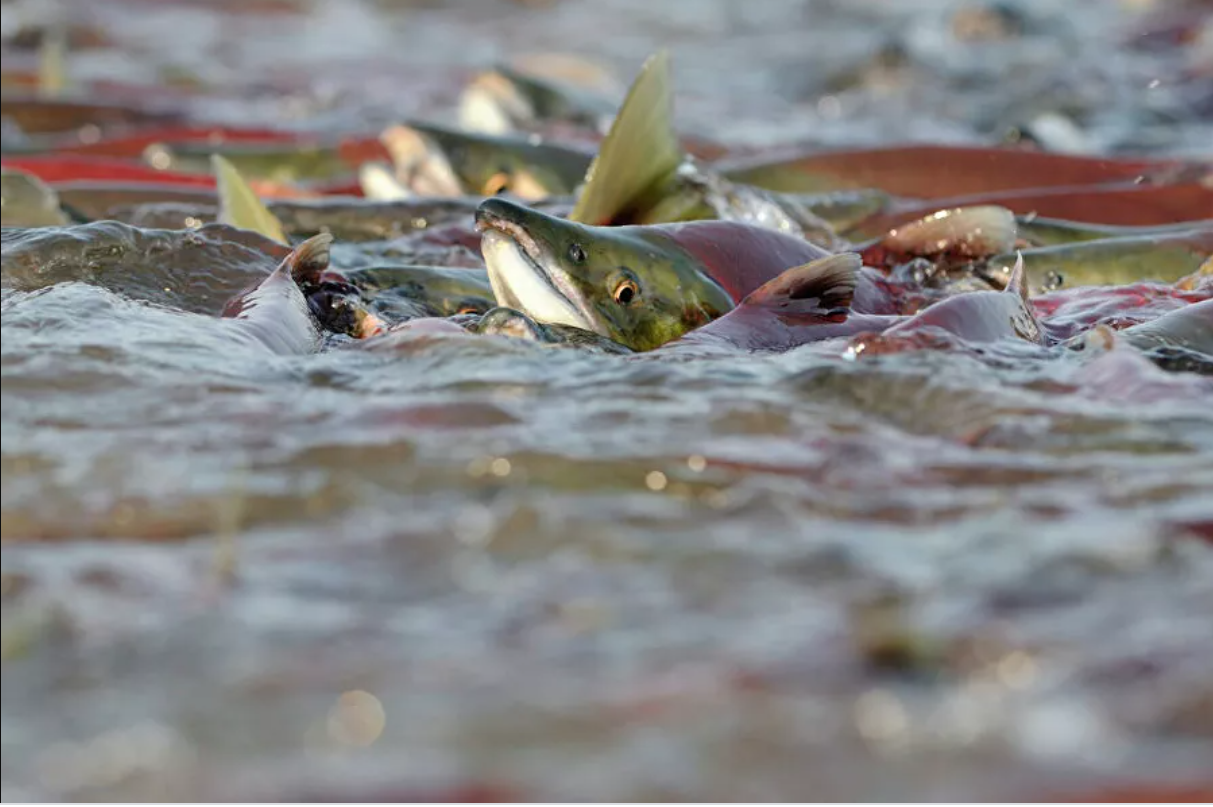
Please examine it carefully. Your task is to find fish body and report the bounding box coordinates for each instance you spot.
[475,196,898,351]
[221,234,329,355]
[147,141,354,183]
[667,253,1042,354]
[1120,298,1213,356]
[981,228,1213,292]
[0,167,69,226]
[381,121,593,199]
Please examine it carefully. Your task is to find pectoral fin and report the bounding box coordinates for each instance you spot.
[741,252,861,313]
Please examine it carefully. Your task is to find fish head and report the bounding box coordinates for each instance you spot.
[383,123,588,200]
[474,306,550,342]
[475,197,734,351]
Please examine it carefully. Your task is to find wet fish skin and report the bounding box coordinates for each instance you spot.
[384,121,594,199]
[1015,216,1213,247]
[475,196,736,351]
[473,306,634,354]
[146,141,354,184]
[0,167,69,227]
[475,196,909,352]
[460,66,617,135]
[220,233,329,355]
[340,265,497,321]
[0,93,183,135]
[669,252,1042,355]
[980,229,1213,293]
[714,143,1203,198]
[1120,298,1213,357]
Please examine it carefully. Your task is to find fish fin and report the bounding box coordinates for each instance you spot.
[380,124,464,197]
[459,70,530,134]
[883,205,1017,259]
[1006,251,1029,302]
[282,233,333,286]
[570,50,682,225]
[212,154,287,244]
[743,253,861,311]
[37,27,68,97]
[359,161,411,200]
[1005,251,1046,343]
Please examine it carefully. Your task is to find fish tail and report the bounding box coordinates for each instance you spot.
[1006,251,1046,344]
[283,233,333,285]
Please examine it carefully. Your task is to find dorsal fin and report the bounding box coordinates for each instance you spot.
[1006,251,1029,302]
[742,253,861,311]
[38,26,69,97]
[212,154,287,244]
[570,50,682,225]
[283,233,333,285]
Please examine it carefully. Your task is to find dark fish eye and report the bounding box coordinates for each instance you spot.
[613,278,639,306]
[483,171,510,196]
[568,243,586,264]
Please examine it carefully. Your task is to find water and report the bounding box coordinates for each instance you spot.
[3,0,1213,801]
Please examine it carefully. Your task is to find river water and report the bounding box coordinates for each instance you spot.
[3,0,1213,801]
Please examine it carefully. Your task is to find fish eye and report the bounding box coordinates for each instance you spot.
[483,171,510,196]
[613,278,639,306]
[568,243,587,264]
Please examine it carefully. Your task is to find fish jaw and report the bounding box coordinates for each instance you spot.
[476,213,604,334]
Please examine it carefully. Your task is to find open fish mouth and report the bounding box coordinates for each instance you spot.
[475,208,602,334]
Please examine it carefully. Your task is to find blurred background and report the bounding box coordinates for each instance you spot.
[3,0,1210,156]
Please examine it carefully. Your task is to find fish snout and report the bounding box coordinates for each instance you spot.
[474,197,539,233]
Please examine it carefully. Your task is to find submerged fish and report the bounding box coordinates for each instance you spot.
[379,121,594,200]
[0,167,69,227]
[979,229,1213,293]
[145,140,356,184]
[1015,216,1213,248]
[326,265,497,322]
[466,253,1042,356]
[474,197,902,351]
[220,234,329,355]
[858,205,1019,273]
[665,253,1042,354]
[1116,298,1213,357]
[714,143,1205,198]
[459,65,618,136]
[0,94,182,135]
[472,306,635,354]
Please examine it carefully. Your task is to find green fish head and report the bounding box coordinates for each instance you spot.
[475,198,733,351]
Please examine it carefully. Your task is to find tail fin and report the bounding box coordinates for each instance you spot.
[282,233,333,286]
[213,154,287,244]
[570,50,683,225]
[1005,251,1046,343]
[1006,251,1029,302]
[741,253,861,312]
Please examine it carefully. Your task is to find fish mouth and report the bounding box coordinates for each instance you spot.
[475,203,602,334]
